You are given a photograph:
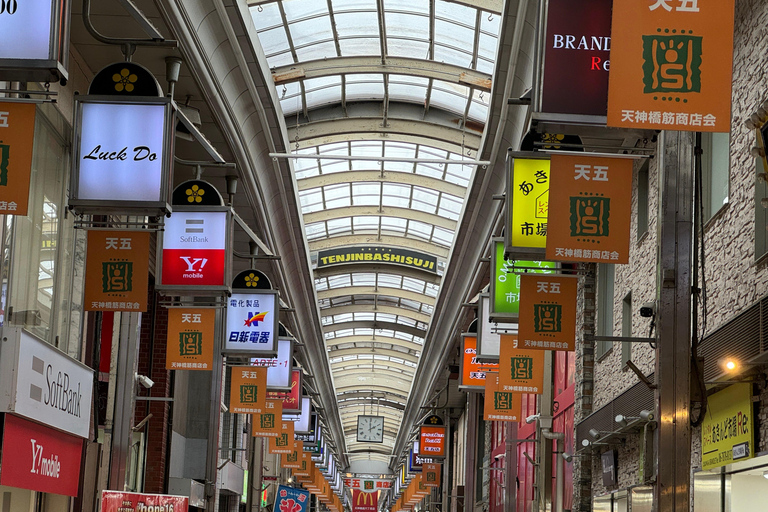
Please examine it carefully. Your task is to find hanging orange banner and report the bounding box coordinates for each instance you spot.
[166,308,215,371]
[253,399,283,438]
[546,154,633,264]
[518,274,578,351]
[606,0,735,132]
[498,338,545,394]
[230,366,267,414]
[484,373,522,422]
[282,440,304,469]
[423,463,442,488]
[293,452,312,476]
[418,425,446,458]
[269,421,294,454]
[0,102,35,216]
[84,230,150,312]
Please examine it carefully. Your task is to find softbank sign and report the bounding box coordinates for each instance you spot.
[161,210,228,287]
[0,327,94,438]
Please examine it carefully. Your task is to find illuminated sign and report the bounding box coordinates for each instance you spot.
[701,384,754,470]
[490,239,556,319]
[267,369,302,414]
[518,274,578,351]
[317,246,437,273]
[607,0,735,132]
[84,230,150,312]
[224,288,278,356]
[166,308,215,371]
[476,294,517,363]
[418,426,446,458]
[160,210,229,288]
[101,491,188,512]
[459,335,499,390]
[252,337,293,390]
[506,155,550,251]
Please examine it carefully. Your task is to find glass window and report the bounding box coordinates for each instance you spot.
[596,263,615,360]
[701,132,730,221]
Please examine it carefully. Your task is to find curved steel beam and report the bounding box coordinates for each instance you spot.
[297,170,467,199]
[331,359,416,374]
[330,347,419,364]
[304,206,457,231]
[310,235,450,258]
[321,304,431,325]
[314,264,441,285]
[322,320,426,338]
[318,286,436,306]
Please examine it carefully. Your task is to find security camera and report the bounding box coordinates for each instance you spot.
[639,302,656,318]
[525,413,540,424]
[135,374,154,389]
[494,453,505,460]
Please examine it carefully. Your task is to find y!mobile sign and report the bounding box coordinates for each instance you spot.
[161,210,228,287]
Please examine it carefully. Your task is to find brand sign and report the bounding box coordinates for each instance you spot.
[317,246,438,273]
[294,452,313,476]
[229,366,267,414]
[459,335,499,390]
[491,240,556,319]
[224,288,279,356]
[343,478,393,491]
[269,421,295,454]
[284,396,312,433]
[546,154,633,264]
[252,399,283,438]
[423,463,442,488]
[275,485,310,512]
[0,102,35,215]
[498,343,545,394]
[101,491,189,512]
[165,308,215,371]
[0,327,94,437]
[282,440,304,469]
[0,414,82,496]
[483,372,522,422]
[84,230,150,312]
[418,425,446,458]
[268,369,302,414]
[507,157,550,250]
[518,274,578,351]
[607,0,735,132]
[0,0,55,60]
[352,489,378,512]
[73,100,171,206]
[701,383,754,470]
[161,210,228,287]
[253,337,293,390]
[540,0,612,117]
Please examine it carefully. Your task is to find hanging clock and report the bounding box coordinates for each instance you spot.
[356,415,385,443]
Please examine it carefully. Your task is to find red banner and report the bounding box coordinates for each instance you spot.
[101,491,189,512]
[0,414,83,496]
[352,489,378,512]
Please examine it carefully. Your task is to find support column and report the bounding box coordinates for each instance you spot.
[536,351,554,512]
[464,394,479,512]
[504,422,517,512]
[206,308,226,512]
[654,130,693,512]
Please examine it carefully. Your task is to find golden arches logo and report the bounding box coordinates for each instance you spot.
[356,492,374,506]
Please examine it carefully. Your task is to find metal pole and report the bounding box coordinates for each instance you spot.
[504,422,517,512]
[442,409,451,512]
[464,394,479,512]
[205,310,226,511]
[536,352,554,512]
[654,130,694,512]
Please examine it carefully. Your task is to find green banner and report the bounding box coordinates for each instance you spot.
[491,241,555,317]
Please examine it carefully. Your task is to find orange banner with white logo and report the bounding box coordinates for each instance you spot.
[84,230,150,312]
[230,366,267,414]
[498,338,545,394]
[0,102,35,215]
[252,399,282,437]
[423,463,442,488]
[268,421,294,454]
[518,274,578,351]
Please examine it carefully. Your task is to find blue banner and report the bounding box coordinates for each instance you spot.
[275,485,310,512]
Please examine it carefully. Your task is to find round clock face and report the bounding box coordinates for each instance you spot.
[357,416,384,443]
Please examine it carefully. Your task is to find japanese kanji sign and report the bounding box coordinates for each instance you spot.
[418,425,447,458]
[519,274,578,351]
[498,342,545,394]
[508,158,550,249]
[166,308,215,370]
[701,383,754,470]
[274,485,309,512]
[459,335,499,390]
[491,240,556,318]
[343,478,392,491]
[269,421,295,454]
[0,102,35,216]
[224,288,278,356]
[84,230,150,311]
[281,440,304,469]
[423,463,442,488]
[546,154,633,263]
[483,372,522,422]
[252,399,283,438]
[607,0,735,132]
[229,366,267,414]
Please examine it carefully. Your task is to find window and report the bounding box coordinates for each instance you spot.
[622,292,632,368]
[596,263,615,359]
[637,160,649,240]
[701,132,730,222]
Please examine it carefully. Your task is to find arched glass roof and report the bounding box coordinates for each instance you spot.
[249,0,503,466]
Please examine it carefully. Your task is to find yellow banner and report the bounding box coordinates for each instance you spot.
[509,159,549,248]
[701,384,754,470]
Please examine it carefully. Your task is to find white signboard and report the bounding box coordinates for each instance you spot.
[224,291,278,356]
[251,337,293,389]
[76,102,167,202]
[0,0,54,60]
[0,328,94,438]
[283,396,312,433]
[161,210,228,287]
[476,294,517,362]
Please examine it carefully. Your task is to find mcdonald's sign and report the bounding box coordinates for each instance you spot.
[352,489,378,512]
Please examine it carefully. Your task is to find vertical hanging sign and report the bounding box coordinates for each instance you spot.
[229,366,267,414]
[224,270,279,357]
[84,230,150,312]
[166,308,215,370]
[459,334,499,390]
[498,343,545,394]
[269,421,295,454]
[518,274,578,351]
[606,0,735,132]
[267,369,302,414]
[423,463,442,488]
[252,399,283,438]
[483,373,522,422]
[506,154,550,253]
[0,102,35,215]
[418,415,446,458]
[490,239,556,319]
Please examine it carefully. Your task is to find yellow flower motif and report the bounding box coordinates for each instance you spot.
[185,184,205,203]
[541,133,566,149]
[244,273,259,287]
[112,68,138,92]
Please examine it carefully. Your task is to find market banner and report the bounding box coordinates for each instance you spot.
[166,308,215,370]
[282,440,304,469]
[269,421,294,454]
[84,230,150,312]
[606,0,735,132]
[701,383,754,470]
[459,335,499,390]
[546,154,632,264]
[253,399,283,438]
[101,491,188,512]
[352,489,378,512]
[229,366,267,414]
[0,102,35,215]
[423,463,442,488]
[483,373,522,422]
[498,341,545,394]
[518,274,578,351]
[318,246,437,273]
[274,485,309,512]
[507,157,550,250]
[343,478,393,492]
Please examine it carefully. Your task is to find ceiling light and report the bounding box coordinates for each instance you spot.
[726,360,737,371]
